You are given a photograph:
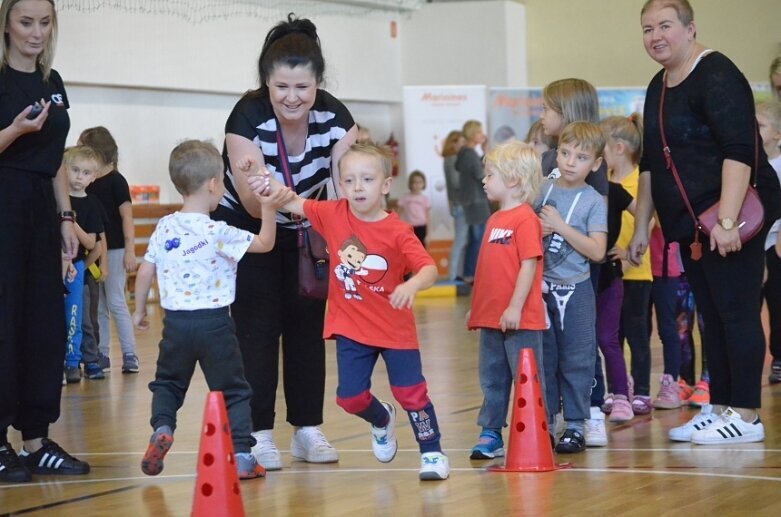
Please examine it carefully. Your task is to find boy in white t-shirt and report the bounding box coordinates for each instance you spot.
[132,140,293,479]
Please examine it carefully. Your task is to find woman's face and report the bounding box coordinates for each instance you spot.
[267,64,318,124]
[5,0,53,64]
[772,73,781,101]
[641,5,695,68]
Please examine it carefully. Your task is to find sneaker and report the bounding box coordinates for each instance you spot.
[64,365,81,384]
[121,353,139,373]
[691,408,764,445]
[584,406,607,447]
[668,404,717,442]
[653,374,682,409]
[469,429,505,460]
[97,354,111,372]
[678,379,694,403]
[371,401,398,463]
[632,395,653,415]
[251,430,282,471]
[769,359,781,384]
[0,446,32,483]
[235,452,266,479]
[601,393,614,414]
[141,427,173,476]
[555,429,586,454]
[83,362,105,380]
[419,452,449,480]
[19,438,90,475]
[608,394,634,423]
[687,380,710,407]
[290,427,338,463]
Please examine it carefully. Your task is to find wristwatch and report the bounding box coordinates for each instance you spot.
[718,217,736,231]
[59,210,76,223]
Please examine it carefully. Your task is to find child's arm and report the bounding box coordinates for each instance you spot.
[246,170,305,218]
[72,221,97,251]
[499,257,537,332]
[119,200,137,273]
[132,260,156,330]
[389,264,437,310]
[246,184,298,253]
[538,205,606,262]
[98,236,109,281]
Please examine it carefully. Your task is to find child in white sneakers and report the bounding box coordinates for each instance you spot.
[133,140,293,479]
[248,143,450,480]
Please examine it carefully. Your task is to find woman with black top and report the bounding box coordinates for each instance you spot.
[0,0,89,482]
[213,14,357,470]
[629,0,781,444]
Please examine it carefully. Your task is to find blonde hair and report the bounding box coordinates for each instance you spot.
[641,0,694,26]
[484,140,542,204]
[543,78,599,126]
[525,120,555,149]
[600,113,644,164]
[0,0,57,80]
[757,101,781,131]
[338,142,393,179]
[169,140,223,196]
[442,130,464,157]
[770,56,781,101]
[462,120,483,141]
[62,145,102,171]
[558,122,606,158]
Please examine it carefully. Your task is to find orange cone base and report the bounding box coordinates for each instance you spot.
[487,461,572,473]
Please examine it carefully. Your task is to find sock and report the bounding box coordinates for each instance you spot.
[407,402,442,453]
[356,397,390,428]
[154,425,173,437]
[566,420,585,434]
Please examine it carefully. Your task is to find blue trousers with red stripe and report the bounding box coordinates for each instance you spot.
[335,335,442,453]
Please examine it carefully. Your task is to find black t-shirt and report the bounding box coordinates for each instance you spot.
[598,182,634,292]
[70,194,105,262]
[0,67,69,176]
[541,148,609,196]
[640,52,781,242]
[86,170,132,250]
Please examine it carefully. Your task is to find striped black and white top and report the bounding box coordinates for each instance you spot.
[220,89,355,229]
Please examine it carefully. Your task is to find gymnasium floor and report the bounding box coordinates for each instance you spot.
[2,296,780,516]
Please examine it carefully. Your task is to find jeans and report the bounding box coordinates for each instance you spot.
[98,248,137,356]
[463,222,485,278]
[448,205,468,280]
[621,280,652,396]
[477,328,545,430]
[651,276,681,377]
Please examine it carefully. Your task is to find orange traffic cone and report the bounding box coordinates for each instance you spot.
[488,348,560,473]
[191,391,245,517]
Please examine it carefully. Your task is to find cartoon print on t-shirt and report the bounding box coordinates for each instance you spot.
[335,236,369,300]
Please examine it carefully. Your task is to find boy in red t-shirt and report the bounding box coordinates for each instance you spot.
[246,143,449,481]
[467,142,547,460]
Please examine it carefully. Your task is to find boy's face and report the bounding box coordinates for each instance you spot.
[67,157,98,192]
[482,164,511,203]
[757,113,781,157]
[556,142,602,187]
[339,153,391,220]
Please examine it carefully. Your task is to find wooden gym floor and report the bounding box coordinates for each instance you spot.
[2,296,781,516]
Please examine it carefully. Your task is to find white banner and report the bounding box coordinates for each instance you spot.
[402,85,487,240]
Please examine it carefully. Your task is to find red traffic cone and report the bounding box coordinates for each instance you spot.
[192,392,245,517]
[489,348,560,472]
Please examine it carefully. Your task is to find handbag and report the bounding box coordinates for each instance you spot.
[276,127,329,299]
[659,73,764,261]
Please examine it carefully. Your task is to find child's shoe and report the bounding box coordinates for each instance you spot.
[371,401,398,463]
[97,353,111,372]
[584,406,607,447]
[0,446,32,483]
[19,438,90,475]
[607,394,633,423]
[469,430,504,459]
[555,429,586,454]
[290,427,338,463]
[64,364,81,384]
[653,374,681,409]
[251,430,282,471]
[141,426,173,476]
[121,353,139,373]
[687,380,710,407]
[668,404,716,442]
[235,452,266,479]
[770,359,781,384]
[83,362,105,380]
[690,408,764,445]
[601,393,614,414]
[419,452,449,480]
[678,379,694,403]
[632,395,653,415]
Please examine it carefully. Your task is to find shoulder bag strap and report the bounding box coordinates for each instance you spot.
[275,124,305,246]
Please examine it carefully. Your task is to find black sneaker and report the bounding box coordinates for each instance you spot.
[555,429,586,454]
[0,447,32,483]
[769,359,781,384]
[19,438,90,475]
[64,365,82,384]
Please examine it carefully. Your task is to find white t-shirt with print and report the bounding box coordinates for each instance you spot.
[144,212,254,310]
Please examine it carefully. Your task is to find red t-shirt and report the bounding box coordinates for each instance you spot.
[468,203,546,330]
[304,199,435,349]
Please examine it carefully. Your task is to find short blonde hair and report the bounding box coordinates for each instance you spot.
[484,140,542,204]
[462,120,483,141]
[338,142,393,179]
[641,0,694,26]
[558,122,606,158]
[0,0,57,80]
[543,78,599,126]
[169,140,223,196]
[600,113,644,164]
[757,101,781,131]
[62,145,101,171]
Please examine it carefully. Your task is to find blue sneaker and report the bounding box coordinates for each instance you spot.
[469,430,504,459]
[83,362,105,380]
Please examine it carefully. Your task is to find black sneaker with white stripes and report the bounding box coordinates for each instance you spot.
[18,438,90,475]
[0,446,32,483]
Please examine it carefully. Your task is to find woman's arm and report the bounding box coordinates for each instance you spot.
[330,125,358,198]
[710,159,751,256]
[118,201,137,272]
[53,164,78,259]
[226,133,267,219]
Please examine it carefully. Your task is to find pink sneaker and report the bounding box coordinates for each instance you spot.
[632,395,653,415]
[653,374,682,409]
[608,394,634,423]
[602,393,614,414]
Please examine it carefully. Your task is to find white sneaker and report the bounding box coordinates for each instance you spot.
[251,430,282,471]
[419,452,449,481]
[584,406,608,447]
[290,426,339,463]
[668,404,716,442]
[690,407,764,445]
[371,401,398,463]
